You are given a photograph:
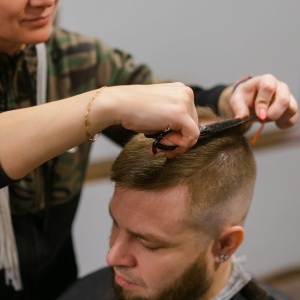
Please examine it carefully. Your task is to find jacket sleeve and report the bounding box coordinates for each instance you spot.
[190,85,227,115]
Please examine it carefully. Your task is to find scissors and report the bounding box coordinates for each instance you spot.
[145,115,259,154]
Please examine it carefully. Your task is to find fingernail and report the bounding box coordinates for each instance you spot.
[259,108,267,120]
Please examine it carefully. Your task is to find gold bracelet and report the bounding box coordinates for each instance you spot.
[84,86,107,142]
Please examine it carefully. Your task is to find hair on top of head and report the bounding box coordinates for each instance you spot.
[111,107,256,234]
[111,107,255,190]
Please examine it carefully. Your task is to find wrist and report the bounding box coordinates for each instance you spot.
[218,86,234,118]
[232,75,252,94]
[85,86,121,141]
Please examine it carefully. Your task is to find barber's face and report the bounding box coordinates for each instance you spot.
[107,185,214,300]
[0,0,58,54]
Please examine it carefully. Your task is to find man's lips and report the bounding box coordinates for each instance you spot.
[114,272,139,290]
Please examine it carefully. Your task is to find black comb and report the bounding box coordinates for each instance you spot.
[145,115,258,153]
[197,115,258,140]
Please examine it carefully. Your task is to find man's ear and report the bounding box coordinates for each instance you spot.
[213,226,244,263]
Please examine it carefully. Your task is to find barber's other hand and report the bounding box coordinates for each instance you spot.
[99,83,199,157]
[229,74,298,128]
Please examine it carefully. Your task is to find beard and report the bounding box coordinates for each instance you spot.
[112,253,212,300]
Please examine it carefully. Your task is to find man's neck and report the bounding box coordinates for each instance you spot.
[202,260,232,300]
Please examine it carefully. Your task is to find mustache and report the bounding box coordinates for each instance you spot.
[112,267,146,287]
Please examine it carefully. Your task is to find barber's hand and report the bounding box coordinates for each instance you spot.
[229,74,298,128]
[102,83,199,156]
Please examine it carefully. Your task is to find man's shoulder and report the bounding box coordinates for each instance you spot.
[230,279,288,300]
[58,266,116,300]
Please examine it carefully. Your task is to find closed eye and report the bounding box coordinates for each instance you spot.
[136,236,163,253]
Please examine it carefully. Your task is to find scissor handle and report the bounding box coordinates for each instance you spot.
[144,127,174,139]
[145,128,176,154]
[151,140,177,154]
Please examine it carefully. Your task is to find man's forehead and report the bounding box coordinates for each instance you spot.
[111,185,189,214]
[110,185,195,236]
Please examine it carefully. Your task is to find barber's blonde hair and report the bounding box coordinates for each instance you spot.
[111,107,256,235]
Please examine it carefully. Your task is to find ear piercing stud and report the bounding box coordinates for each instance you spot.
[219,254,229,262]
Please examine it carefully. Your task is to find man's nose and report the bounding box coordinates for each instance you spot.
[29,0,56,7]
[106,235,137,268]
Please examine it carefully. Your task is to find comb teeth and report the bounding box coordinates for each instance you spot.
[198,115,258,139]
[199,118,242,136]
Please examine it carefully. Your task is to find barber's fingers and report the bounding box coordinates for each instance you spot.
[252,74,277,120]
[273,94,299,129]
[230,74,299,128]
[229,78,256,119]
[147,111,199,157]
[149,124,199,158]
[255,78,299,127]
[169,103,200,149]
[230,74,276,119]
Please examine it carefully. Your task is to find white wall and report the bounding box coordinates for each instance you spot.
[59,1,300,278]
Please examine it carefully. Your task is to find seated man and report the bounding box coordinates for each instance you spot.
[59,108,287,300]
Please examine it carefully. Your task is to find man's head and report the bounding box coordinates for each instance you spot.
[0,0,58,55]
[107,108,256,300]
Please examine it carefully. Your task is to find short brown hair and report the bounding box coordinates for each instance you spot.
[111,107,256,236]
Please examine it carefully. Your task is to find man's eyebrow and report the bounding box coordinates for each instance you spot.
[108,202,174,245]
[131,231,170,244]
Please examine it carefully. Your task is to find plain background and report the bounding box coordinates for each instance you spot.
[58,1,300,278]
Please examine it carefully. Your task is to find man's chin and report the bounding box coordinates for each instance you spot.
[113,281,149,300]
[110,250,212,300]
